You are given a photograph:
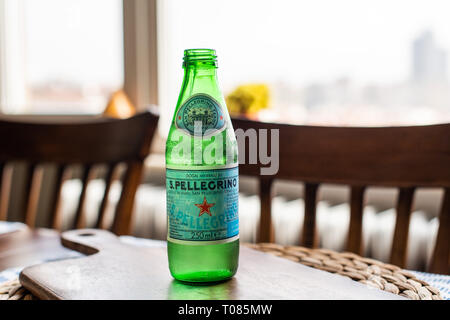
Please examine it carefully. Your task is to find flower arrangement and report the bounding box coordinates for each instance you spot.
[225,83,270,118]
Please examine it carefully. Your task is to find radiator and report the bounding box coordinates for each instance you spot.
[60,179,438,271]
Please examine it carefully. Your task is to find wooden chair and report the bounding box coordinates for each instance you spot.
[0,111,159,235]
[232,117,450,274]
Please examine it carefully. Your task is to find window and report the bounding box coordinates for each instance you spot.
[157,0,450,133]
[0,0,123,114]
[2,0,450,124]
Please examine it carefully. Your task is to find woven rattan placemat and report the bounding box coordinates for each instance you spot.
[0,278,33,300]
[246,243,443,300]
[0,243,443,300]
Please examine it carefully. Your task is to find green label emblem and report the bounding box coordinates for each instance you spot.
[175,94,226,136]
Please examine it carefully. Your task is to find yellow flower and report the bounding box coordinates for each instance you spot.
[226,84,270,116]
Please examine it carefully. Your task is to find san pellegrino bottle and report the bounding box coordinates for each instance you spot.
[166,49,239,282]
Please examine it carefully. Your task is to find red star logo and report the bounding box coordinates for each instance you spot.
[195,196,215,217]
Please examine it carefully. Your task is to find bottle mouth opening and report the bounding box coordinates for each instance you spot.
[183,48,218,67]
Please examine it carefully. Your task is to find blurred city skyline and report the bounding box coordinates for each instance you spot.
[267,30,450,126]
[10,0,450,125]
[277,29,449,108]
[158,0,450,127]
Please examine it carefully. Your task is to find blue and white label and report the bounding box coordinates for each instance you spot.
[166,167,239,244]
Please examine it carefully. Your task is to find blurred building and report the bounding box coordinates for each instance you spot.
[412,31,448,85]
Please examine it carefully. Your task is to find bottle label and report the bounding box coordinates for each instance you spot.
[175,94,226,136]
[166,167,239,244]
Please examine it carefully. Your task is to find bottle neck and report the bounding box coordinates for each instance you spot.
[184,64,218,80]
[181,64,221,97]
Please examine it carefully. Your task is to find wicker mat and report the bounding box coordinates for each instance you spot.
[246,243,443,300]
[0,243,443,300]
[0,278,34,300]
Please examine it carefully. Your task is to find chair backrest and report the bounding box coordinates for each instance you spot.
[0,111,159,235]
[232,117,450,274]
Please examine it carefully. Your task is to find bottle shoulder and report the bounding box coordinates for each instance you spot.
[166,66,238,168]
[165,127,238,168]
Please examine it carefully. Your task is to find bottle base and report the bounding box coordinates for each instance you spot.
[168,239,239,283]
[171,269,236,283]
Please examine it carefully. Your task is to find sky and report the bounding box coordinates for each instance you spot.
[161,0,450,89]
[22,0,450,98]
[24,0,123,87]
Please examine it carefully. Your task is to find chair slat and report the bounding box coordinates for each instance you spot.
[48,165,69,230]
[74,165,95,229]
[24,164,44,228]
[429,188,450,274]
[301,183,319,248]
[257,178,274,243]
[96,164,118,229]
[0,164,13,221]
[347,186,366,254]
[112,161,144,235]
[390,187,415,267]
[22,163,36,210]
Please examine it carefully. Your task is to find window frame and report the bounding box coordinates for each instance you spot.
[0,0,27,114]
[122,0,159,110]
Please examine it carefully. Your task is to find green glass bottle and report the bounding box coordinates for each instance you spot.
[166,49,239,283]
